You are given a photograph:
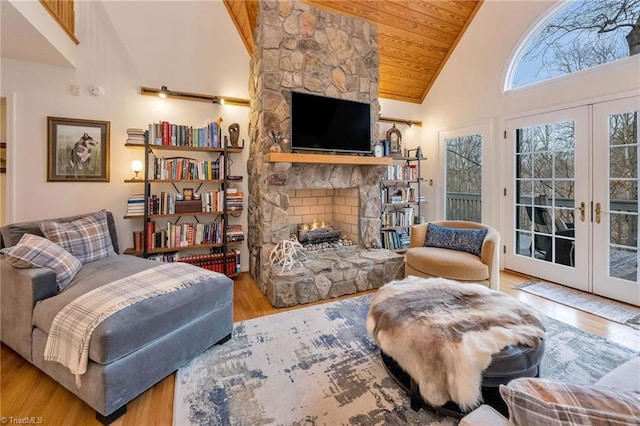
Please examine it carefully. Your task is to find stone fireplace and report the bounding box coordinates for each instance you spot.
[247,1,404,307]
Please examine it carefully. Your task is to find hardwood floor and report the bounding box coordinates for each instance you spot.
[2,271,638,425]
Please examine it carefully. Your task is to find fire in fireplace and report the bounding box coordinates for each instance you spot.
[296,220,341,244]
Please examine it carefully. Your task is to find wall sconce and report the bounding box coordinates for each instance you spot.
[131,160,143,180]
[141,86,250,107]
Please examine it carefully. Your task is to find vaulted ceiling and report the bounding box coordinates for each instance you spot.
[223,0,483,104]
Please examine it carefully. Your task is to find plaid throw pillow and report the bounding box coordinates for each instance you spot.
[39,210,116,264]
[500,378,640,426]
[1,233,82,291]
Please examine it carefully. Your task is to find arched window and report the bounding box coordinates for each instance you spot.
[508,0,640,90]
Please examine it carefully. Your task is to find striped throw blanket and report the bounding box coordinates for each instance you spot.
[44,262,218,387]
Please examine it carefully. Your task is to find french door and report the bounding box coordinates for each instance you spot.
[592,97,639,304]
[505,96,639,305]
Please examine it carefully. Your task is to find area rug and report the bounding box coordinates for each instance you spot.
[173,294,638,426]
[516,280,640,329]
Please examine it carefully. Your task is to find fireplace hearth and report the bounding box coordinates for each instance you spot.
[266,246,404,308]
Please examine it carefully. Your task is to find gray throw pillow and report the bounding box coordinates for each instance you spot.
[423,223,488,257]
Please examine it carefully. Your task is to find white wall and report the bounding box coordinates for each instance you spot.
[0,97,5,226]
[1,1,252,268]
[421,0,640,228]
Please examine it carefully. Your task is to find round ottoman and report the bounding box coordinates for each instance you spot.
[381,340,545,417]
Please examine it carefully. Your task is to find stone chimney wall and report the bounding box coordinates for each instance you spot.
[247,0,384,291]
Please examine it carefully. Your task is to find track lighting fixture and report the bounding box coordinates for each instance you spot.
[141,86,250,107]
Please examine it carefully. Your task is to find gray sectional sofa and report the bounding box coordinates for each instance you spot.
[0,211,234,424]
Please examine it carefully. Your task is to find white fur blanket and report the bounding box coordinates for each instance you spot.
[366,276,545,410]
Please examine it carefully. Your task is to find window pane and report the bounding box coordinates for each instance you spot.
[510,0,640,89]
[445,134,482,222]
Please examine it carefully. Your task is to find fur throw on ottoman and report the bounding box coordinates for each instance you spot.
[367,276,545,410]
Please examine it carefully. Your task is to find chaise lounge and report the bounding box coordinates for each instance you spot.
[0,210,234,424]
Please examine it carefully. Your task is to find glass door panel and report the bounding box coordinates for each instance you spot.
[506,107,589,291]
[445,134,482,222]
[593,97,639,305]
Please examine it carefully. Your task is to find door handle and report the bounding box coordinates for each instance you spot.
[577,201,585,222]
[595,202,601,224]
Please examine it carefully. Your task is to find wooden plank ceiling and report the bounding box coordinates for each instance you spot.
[223,0,483,104]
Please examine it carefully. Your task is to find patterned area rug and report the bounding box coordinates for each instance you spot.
[516,280,640,329]
[173,294,638,426]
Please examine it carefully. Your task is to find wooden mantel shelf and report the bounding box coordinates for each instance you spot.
[264,152,393,165]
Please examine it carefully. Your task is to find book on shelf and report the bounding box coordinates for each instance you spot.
[152,156,223,181]
[127,194,145,216]
[145,221,223,249]
[145,221,156,250]
[175,249,239,275]
[126,128,146,145]
[225,224,244,242]
[225,190,243,210]
[146,120,221,148]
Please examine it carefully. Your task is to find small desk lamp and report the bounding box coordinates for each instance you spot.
[131,160,143,180]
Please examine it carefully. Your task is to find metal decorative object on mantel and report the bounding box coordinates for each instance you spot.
[269,131,285,152]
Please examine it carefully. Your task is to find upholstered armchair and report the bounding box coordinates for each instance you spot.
[404,220,500,290]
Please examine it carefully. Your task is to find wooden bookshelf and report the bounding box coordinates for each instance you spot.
[264,152,393,165]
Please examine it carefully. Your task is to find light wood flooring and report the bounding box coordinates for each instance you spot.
[2,270,639,425]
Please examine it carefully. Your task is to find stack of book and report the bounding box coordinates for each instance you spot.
[126,194,145,216]
[225,224,244,242]
[126,128,146,145]
[225,189,243,211]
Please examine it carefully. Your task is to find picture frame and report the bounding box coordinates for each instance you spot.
[386,124,402,156]
[47,117,110,182]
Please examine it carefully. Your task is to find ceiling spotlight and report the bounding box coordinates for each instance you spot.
[159,86,169,99]
[220,98,225,105]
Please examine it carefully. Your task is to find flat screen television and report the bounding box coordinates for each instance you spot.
[290,91,372,154]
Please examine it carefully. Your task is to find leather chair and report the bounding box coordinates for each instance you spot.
[405,220,500,290]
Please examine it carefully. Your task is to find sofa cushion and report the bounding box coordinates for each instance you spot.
[32,255,233,364]
[1,233,82,291]
[424,223,487,256]
[500,377,640,426]
[406,246,489,281]
[39,210,116,264]
[595,357,640,392]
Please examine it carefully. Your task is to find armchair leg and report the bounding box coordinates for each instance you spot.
[96,404,127,425]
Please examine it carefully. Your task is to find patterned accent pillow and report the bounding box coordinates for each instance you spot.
[423,223,488,257]
[500,378,640,426]
[0,233,82,291]
[39,210,116,264]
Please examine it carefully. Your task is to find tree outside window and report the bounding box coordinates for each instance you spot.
[512,0,640,89]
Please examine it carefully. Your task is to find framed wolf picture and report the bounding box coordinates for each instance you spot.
[47,117,110,182]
